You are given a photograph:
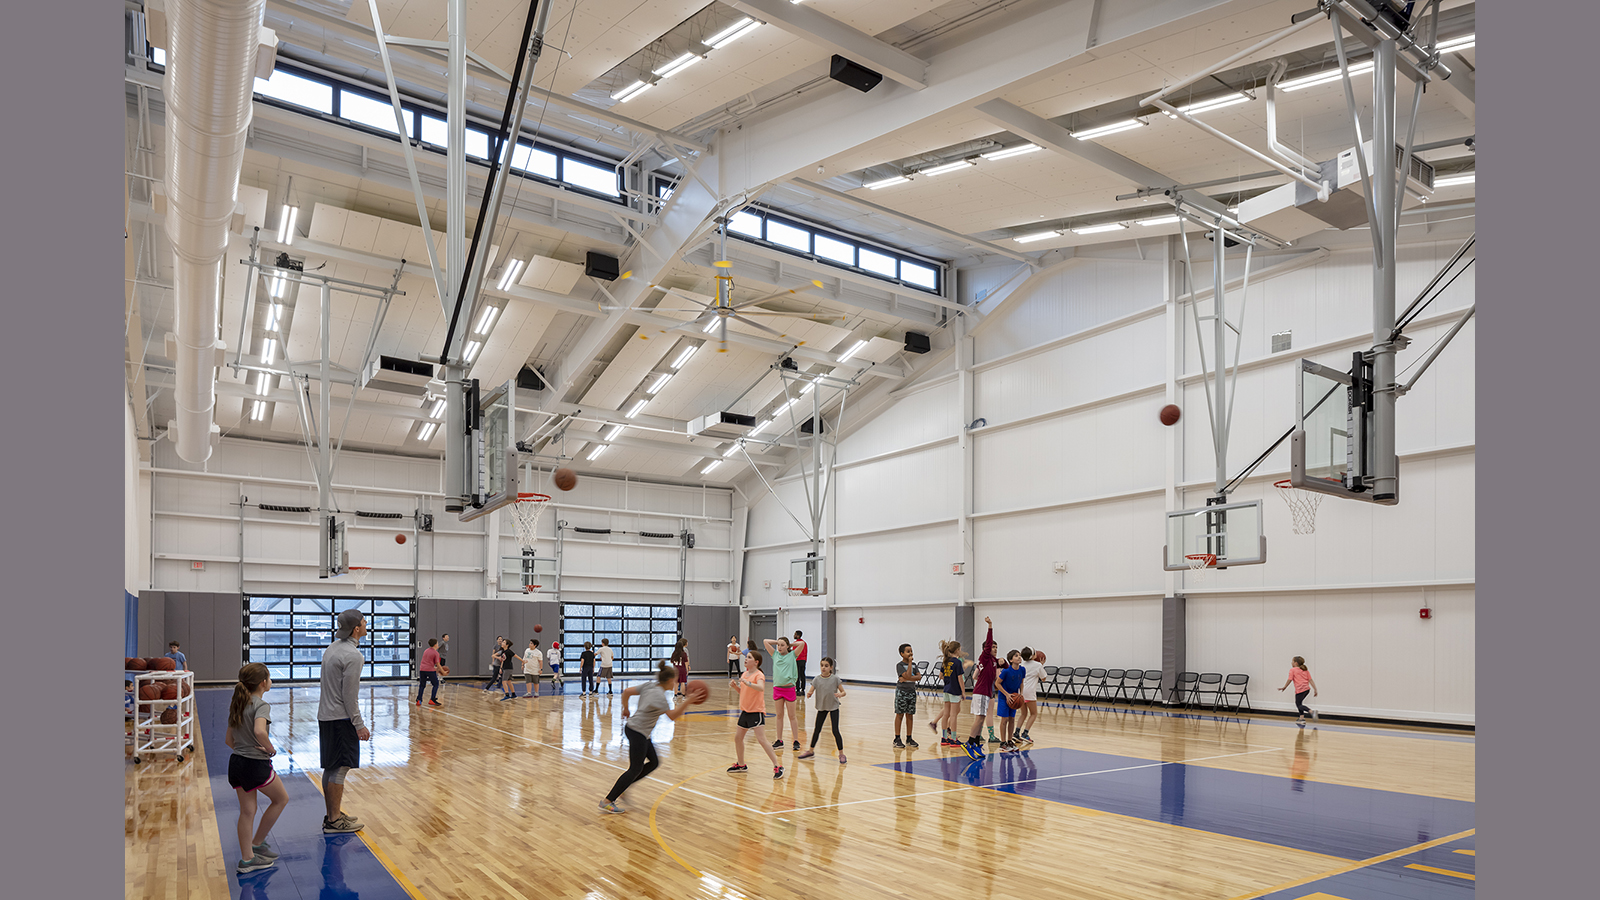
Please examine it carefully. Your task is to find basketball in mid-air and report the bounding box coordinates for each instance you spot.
[534,624,543,633]
[553,467,578,491]
[396,534,407,544]
[685,680,710,704]
[1159,404,1181,426]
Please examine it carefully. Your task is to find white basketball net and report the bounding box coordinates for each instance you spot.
[1185,553,1216,582]
[348,567,371,589]
[510,493,551,552]
[1275,480,1323,535]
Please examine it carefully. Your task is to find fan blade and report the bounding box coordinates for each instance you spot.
[731,283,826,310]
[729,314,792,340]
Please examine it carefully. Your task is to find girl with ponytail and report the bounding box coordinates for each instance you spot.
[599,660,699,813]
[225,663,289,874]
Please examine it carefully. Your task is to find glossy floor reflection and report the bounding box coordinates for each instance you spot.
[129,679,1474,900]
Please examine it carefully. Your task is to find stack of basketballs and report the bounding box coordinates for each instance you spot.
[125,656,192,723]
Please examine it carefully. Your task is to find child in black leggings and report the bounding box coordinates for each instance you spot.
[599,662,696,814]
[1278,655,1320,724]
[797,657,848,763]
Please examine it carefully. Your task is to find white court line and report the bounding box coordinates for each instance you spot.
[760,746,1284,815]
[428,706,764,814]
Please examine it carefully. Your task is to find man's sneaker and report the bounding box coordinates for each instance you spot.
[773,766,784,779]
[251,842,279,860]
[237,856,276,874]
[905,736,919,749]
[793,741,802,752]
[797,749,815,760]
[322,815,363,834]
[598,800,625,814]
[838,753,847,764]
[727,763,748,774]
[500,694,516,701]
[962,740,981,760]
[428,700,442,707]
[772,739,785,749]
[893,737,906,749]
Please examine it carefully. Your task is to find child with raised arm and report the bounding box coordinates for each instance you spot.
[961,618,999,760]
[892,643,920,749]
[764,636,802,751]
[928,640,966,747]
[1278,655,1319,724]
[798,657,847,763]
[226,664,288,873]
[728,651,783,779]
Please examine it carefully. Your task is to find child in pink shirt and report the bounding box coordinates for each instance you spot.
[1277,656,1319,724]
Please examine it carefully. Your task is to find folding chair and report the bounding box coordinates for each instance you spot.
[917,660,936,691]
[1219,673,1252,711]
[1067,667,1091,699]
[1111,669,1141,703]
[1041,665,1059,698]
[1103,669,1126,703]
[1192,673,1225,710]
[1136,669,1163,705]
[1171,671,1199,707]
[1086,668,1109,701]
[1047,666,1071,698]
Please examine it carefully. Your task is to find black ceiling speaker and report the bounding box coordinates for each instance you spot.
[829,55,883,93]
[516,364,546,391]
[585,251,620,281]
[904,331,930,354]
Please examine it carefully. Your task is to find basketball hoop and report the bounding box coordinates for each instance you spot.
[1274,479,1323,535]
[348,567,372,589]
[1185,554,1216,583]
[509,492,552,552]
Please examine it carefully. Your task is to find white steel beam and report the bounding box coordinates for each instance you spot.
[725,0,927,89]
[790,178,1035,265]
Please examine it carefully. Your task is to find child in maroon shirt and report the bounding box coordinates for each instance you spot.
[962,618,998,760]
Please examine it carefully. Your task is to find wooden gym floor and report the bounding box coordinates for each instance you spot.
[125,677,1475,900]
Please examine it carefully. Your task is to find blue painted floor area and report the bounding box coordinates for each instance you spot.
[1256,833,1476,900]
[879,746,1474,862]
[196,689,412,900]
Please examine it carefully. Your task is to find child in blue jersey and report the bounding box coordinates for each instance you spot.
[995,650,1026,751]
[166,641,188,671]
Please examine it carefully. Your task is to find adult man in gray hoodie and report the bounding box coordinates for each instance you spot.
[319,609,370,833]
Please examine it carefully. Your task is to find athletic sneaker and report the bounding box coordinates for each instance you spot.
[941,738,960,747]
[927,721,938,736]
[428,700,442,707]
[793,741,802,751]
[797,749,815,760]
[838,753,847,764]
[598,800,625,814]
[727,763,748,774]
[962,740,982,760]
[251,842,279,860]
[772,739,785,749]
[500,694,516,701]
[237,856,276,874]
[904,736,919,749]
[416,700,422,707]
[893,737,906,749]
[322,815,363,834]
[773,766,784,780]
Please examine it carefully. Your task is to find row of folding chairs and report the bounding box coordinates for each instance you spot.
[909,662,1251,712]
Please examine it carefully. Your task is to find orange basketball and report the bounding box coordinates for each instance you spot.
[1159,404,1181,426]
[553,467,578,491]
[139,684,162,701]
[125,658,147,671]
[1034,650,1046,665]
[396,533,407,544]
[160,707,178,725]
[685,680,710,704]
[534,624,543,633]
[146,657,176,671]
[160,684,178,701]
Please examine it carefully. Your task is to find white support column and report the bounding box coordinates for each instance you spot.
[1164,237,1179,599]
[956,319,975,606]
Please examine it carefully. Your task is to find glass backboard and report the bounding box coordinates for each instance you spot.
[320,515,348,578]
[1163,500,1265,570]
[460,378,518,522]
[789,557,825,596]
[499,555,557,593]
[1289,356,1393,502]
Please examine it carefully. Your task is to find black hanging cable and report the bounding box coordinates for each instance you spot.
[1219,382,1342,496]
[1392,256,1473,339]
[439,0,542,364]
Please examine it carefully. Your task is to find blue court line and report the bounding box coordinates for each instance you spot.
[843,682,1475,743]
[878,747,1474,862]
[195,689,412,900]
[1254,832,1476,900]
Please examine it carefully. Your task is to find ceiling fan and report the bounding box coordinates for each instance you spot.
[593,222,846,352]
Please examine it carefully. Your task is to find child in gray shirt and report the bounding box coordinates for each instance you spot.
[798,657,848,763]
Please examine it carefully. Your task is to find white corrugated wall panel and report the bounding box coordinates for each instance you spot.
[976,258,1164,364]
[973,495,1167,599]
[835,443,959,535]
[834,523,959,606]
[974,312,1165,425]
[838,379,959,462]
[833,604,954,683]
[974,398,1165,514]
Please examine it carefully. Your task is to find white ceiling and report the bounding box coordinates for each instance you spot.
[130,0,1475,490]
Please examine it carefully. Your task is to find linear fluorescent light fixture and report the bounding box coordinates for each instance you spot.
[417,422,438,442]
[837,339,868,362]
[496,260,524,292]
[255,372,270,396]
[587,444,608,461]
[750,419,775,436]
[1436,34,1475,54]
[463,340,482,363]
[1014,230,1062,244]
[701,460,722,475]
[428,398,446,419]
[723,442,742,457]
[269,274,286,299]
[704,17,760,49]
[260,338,276,364]
[1167,93,1250,117]
[1072,119,1146,140]
[611,80,653,103]
[981,143,1042,161]
[653,53,702,79]
[1279,60,1375,92]
[625,399,648,419]
[1072,223,1128,235]
[265,303,282,331]
[646,373,672,394]
[702,317,721,334]
[1433,173,1475,187]
[250,400,267,421]
[799,382,814,395]
[604,425,625,441]
[474,304,501,334]
[920,159,977,177]
[670,345,697,369]
[864,175,910,190]
[277,204,298,244]
[1138,215,1181,227]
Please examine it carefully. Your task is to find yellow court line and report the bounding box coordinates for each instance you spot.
[1224,829,1476,900]
[1406,863,1475,880]
[305,773,429,900]
[647,767,722,878]
[1454,848,1475,856]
